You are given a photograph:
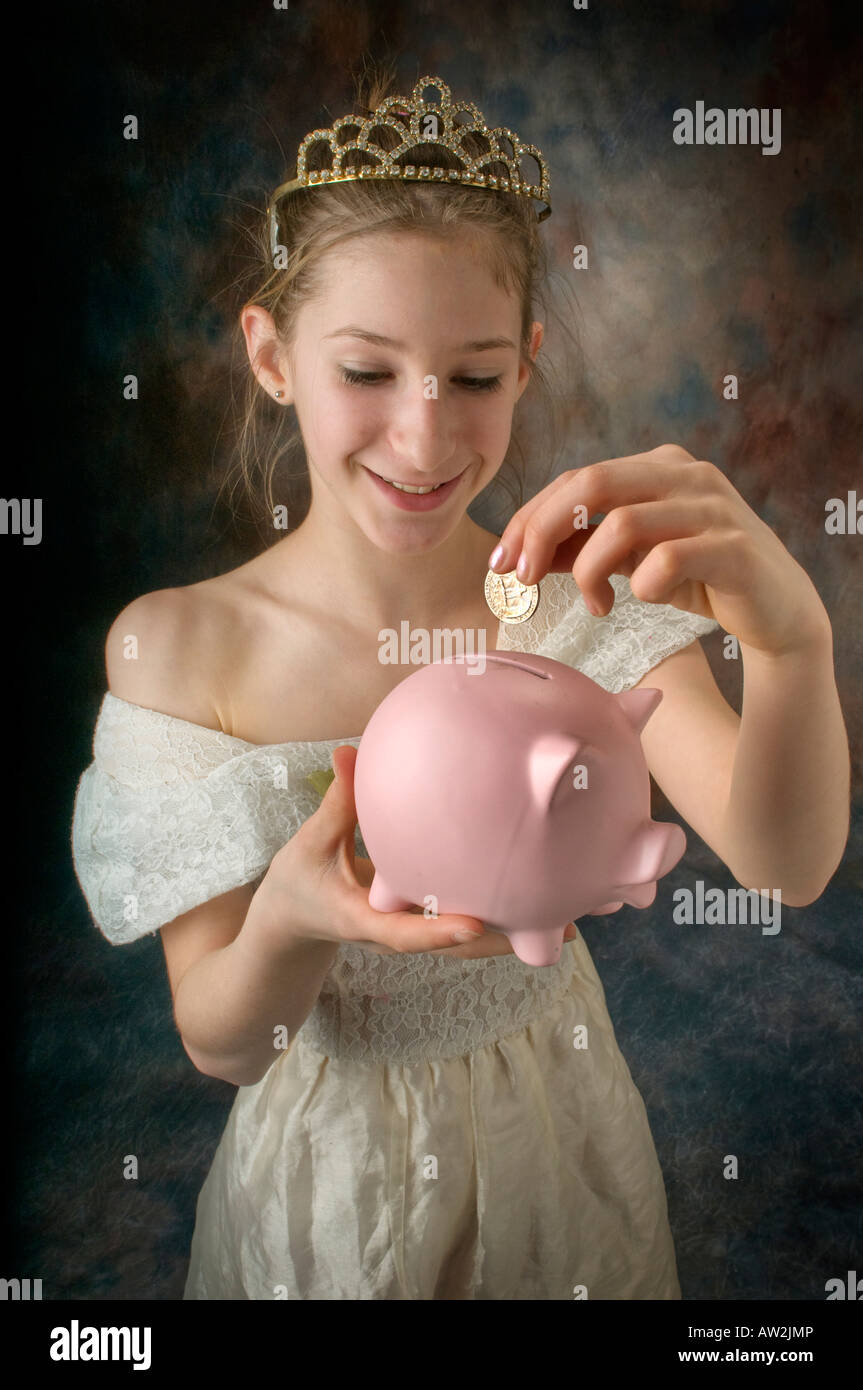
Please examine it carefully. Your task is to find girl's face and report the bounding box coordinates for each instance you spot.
[272,231,542,554]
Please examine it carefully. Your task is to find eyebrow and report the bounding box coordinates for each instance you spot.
[323,326,517,352]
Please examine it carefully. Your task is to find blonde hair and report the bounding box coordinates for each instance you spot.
[220,60,584,543]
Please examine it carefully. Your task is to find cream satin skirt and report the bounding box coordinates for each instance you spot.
[183,932,682,1300]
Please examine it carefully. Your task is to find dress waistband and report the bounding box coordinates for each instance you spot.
[297,939,580,1064]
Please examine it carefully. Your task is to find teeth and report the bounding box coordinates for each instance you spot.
[384,478,444,494]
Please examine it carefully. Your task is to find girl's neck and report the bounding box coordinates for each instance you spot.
[260,506,498,636]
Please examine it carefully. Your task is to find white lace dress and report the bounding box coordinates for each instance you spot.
[71,572,718,1300]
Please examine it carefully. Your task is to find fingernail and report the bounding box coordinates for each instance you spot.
[516,550,529,580]
[452,929,483,942]
[488,543,504,570]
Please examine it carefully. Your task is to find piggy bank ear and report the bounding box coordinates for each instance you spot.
[615,687,662,735]
[528,732,587,812]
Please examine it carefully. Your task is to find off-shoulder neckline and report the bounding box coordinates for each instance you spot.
[98,579,575,750]
[101,691,364,750]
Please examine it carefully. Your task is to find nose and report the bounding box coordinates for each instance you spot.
[387,379,459,478]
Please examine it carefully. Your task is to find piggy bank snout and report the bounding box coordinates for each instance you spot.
[610,820,686,908]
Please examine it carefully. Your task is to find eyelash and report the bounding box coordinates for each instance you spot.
[339,367,504,393]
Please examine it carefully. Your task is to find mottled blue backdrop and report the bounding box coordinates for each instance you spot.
[15,0,861,1304]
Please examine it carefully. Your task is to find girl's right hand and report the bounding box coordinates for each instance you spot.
[261,745,579,960]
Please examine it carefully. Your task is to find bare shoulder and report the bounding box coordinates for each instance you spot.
[104,581,233,731]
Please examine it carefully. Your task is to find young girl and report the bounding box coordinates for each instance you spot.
[71,71,849,1300]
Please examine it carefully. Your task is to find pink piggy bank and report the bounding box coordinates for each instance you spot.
[353,651,686,967]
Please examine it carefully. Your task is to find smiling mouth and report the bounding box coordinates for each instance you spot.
[369,466,465,494]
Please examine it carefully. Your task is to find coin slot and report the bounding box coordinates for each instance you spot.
[481,654,551,680]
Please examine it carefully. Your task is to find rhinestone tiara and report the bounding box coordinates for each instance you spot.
[267,75,552,257]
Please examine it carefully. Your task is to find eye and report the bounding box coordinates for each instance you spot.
[457,376,504,393]
[338,367,503,393]
[339,368,388,386]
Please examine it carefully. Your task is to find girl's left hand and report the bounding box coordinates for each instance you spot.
[489,444,830,657]
[351,854,581,956]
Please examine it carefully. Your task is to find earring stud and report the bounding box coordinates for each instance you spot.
[275,390,284,398]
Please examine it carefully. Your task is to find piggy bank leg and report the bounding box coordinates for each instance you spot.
[368,873,415,914]
[506,923,568,968]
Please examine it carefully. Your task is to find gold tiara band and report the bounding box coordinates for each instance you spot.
[267,75,552,257]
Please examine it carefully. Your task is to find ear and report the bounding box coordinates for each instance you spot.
[615,687,662,736]
[515,321,544,401]
[527,320,544,362]
[527,731,586,812]
[241,304,295,404]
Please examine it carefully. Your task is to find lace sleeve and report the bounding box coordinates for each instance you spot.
[496,571,720,692]
[70,695,361,946]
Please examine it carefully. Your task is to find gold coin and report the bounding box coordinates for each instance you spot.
[484,568,540,624]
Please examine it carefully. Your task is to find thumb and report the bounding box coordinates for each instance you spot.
[312,744,361,845]
[330,743,359,789]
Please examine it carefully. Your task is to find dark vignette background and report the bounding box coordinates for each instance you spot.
[8,0,862,1302]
